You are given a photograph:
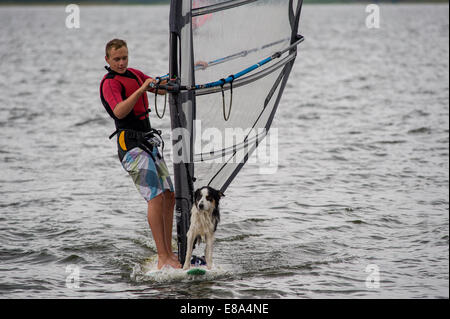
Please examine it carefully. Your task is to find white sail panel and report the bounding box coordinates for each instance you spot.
[190,0,301,191]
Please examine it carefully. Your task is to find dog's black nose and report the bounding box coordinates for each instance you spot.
[199,203,204,210]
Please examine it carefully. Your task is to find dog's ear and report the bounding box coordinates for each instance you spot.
[194,188,201,201]
[218,191,225,198]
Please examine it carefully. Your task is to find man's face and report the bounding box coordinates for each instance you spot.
[105,46,128,74]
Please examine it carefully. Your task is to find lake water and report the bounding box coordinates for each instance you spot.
[0,3,448,298]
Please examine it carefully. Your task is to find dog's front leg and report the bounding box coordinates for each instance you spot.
[205,234,214,270]
[183,231,194,270]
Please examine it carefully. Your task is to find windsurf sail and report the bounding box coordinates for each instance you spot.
[167,0,304,264]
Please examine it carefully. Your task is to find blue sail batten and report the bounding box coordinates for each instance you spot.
[195,56,274,90]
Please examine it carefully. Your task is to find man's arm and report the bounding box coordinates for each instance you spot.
[129,68,166,96]
[113,78,154,119]
[195,61,208,70]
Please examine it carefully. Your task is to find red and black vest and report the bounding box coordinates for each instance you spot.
[100,67,151,134]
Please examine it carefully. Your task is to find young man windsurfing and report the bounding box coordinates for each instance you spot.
[99,39,180,269]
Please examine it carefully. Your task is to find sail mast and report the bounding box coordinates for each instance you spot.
[169,0,196,266]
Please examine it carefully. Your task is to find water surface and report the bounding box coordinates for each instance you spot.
[0,4,448,298]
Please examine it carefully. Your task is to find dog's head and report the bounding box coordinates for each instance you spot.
[194,186,224,213]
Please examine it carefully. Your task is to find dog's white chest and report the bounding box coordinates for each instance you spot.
[190,210,215,235]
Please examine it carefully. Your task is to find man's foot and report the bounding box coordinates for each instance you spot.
[170,252,179,263]
[157,255,181,270]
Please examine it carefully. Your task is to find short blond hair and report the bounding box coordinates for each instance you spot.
[105,39,127,57]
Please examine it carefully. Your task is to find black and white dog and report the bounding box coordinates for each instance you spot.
[183,186,224,270]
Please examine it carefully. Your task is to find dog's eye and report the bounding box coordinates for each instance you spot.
[206,196,213,201]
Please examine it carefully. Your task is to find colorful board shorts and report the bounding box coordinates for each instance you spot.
[121,141,174,202]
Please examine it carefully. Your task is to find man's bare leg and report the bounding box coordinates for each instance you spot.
[147,192,180,269]
[161,190,178,262]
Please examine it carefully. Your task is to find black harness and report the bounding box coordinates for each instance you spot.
[113,128,165,163]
